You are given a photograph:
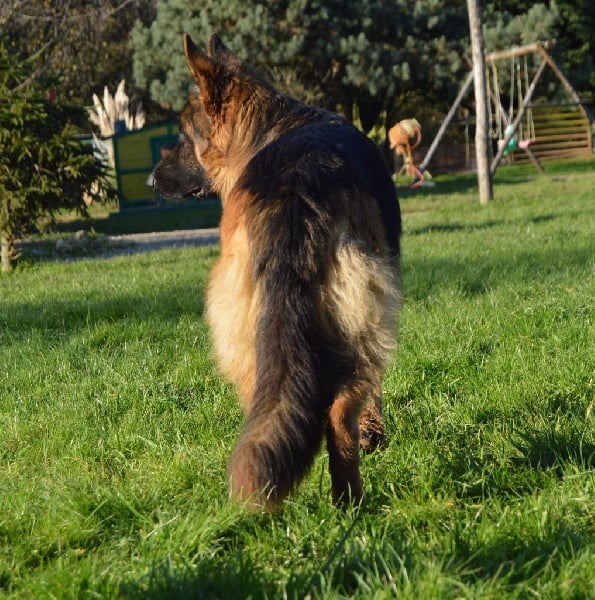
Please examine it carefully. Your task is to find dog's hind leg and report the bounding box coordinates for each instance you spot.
[326,384,367,506]
[358,386,385,454]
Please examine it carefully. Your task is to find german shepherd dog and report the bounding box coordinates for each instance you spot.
[149,33,401,509]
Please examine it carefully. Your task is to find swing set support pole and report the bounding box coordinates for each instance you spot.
[523,146,545,173]
[490,57,547,175]
[418,71,474,173]
[536,46,594,121]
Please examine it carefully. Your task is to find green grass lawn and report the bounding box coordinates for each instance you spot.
[1,159,594,598]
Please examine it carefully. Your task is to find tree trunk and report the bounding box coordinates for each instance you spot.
[466,0,493,205]
[1,230,14,273]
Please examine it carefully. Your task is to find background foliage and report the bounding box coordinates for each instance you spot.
[490,0,594,102]
[1,1,592,132]
[0,0,161,121]
[0,43,115,271]
[128,0,585,135]
[129,0,471,132]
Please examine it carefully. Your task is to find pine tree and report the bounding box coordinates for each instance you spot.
[487,0,593,103]
[0,44,115,273]
[129,0,470,133]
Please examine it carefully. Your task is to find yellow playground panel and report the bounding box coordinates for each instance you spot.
[111,121,179,209]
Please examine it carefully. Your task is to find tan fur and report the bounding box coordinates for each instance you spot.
[206,194,261,410]
[327,389,364,503]
[322,232,399,462]
[207,235,257,407]
[324,242,398,363]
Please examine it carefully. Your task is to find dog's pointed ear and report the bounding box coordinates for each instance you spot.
[205,32,273,90]
[183,33,217,86]
[207,33,243,73]
[207,33,229,58]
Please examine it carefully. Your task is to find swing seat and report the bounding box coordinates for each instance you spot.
[498,136,535,156]
[517,138,535,150]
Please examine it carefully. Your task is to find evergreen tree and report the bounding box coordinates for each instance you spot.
[0,44,115,273]
[549,0,594,104]
[481,3,560,101]
[129,0,469,133]
[483,2,558,51]
[485,0,593,103]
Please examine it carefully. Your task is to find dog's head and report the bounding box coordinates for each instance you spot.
[148,33,264,199]
[146,124,210,199]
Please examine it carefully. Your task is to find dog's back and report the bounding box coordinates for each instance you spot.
[242,112,401,257]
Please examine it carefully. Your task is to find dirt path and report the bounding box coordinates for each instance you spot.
[104,228,220,257]
[16,228,221,262]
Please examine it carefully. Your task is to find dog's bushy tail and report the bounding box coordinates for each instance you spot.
[228,202,340,509]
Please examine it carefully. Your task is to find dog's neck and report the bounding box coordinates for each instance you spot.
[207,90,329,205]
[205,89,288,203]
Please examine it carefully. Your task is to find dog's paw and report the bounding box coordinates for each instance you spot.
[358,411,385,453]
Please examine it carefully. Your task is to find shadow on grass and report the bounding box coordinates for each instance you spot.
[398,156,593,202]
[407,219,506,236]
[396,166,555,200]
[117,517,411,600]
[432,410,594,503]
[397,173,478,199]
[402,239,593,301]
[406,212,565,237]
[451,519,592,590]
[118,552,270,600]
[0,284,207,337]
[512,427,595,473]
[119,557,336,600]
